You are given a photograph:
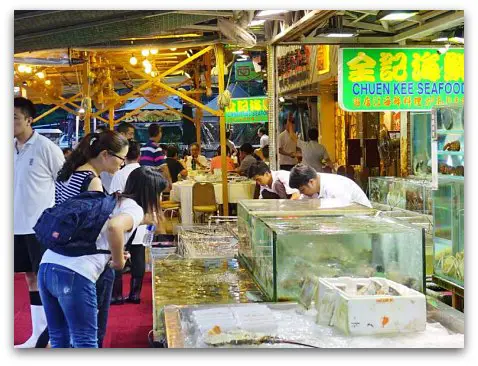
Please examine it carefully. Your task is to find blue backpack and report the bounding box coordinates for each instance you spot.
[33,191,118,257]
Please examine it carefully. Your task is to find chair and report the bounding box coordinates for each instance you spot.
[192,182,218,223]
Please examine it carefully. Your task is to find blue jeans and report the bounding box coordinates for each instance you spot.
[38,263,98,348]
[95,266,114,348]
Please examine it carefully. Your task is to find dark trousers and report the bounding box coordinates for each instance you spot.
[280,164,295,171]
[126,244,146,278]
[95,266,114,348]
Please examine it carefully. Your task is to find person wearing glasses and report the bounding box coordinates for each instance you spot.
[54,129,129,348]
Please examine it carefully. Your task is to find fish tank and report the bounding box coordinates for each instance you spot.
[411,106,464,178]
[237,199,374,285]
[243,214,425,302]
[151,254,264,341]
[433,176,464,288]
[368,176,433,214]
[372,203,434,276]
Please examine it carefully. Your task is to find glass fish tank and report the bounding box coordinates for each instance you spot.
[237,199,374,291]
[411,106,464,178]
[244,214,424,302]
[151,254,264,341]
[433,176,464,288]
[372,203,434,276]
[368,176,433,214]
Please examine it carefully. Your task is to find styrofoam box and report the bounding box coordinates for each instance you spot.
[316,277,426,336]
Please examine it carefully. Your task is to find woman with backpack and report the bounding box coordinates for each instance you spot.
[52,130,129,348]
[37,166,167,348]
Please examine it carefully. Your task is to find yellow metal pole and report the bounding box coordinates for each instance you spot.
[216,44,228,216]
[109,106,115,130]
[115,101,150,124]
[194,66,202,145]
[83,59,91,134]
[159,45,214,79]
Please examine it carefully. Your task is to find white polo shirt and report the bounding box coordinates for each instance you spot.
[299,173,372,208]
[260,134,269,148]
[278,130,298,166]
[14,131,65,235]
[109,163,141,194]
[260,170,299,199]
[185,155,209,170]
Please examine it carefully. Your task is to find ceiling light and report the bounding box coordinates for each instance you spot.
[432,37,449,42]
[377,10,418,21]
[129,55,138,65]
[141,49,150,57]
[248,19,266,27]
[14,86,20,93]
[143,60,152,68]
[45,80,51,86]
[449,27,464,44]
[150,71,158,77]
[256,10,288,17]
[150,49,158,55]
[36,71,45,79]
[17,64,26,73]
[232,49,244,55]
[279,97,285,102]
[186,49,194,57]
[24,66,33,73]
[185,72,191,79]
[78,107,86,114]
[317,28,357,38]
[170,48,177,51]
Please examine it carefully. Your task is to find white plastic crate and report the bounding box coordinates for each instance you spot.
[316,277,426,336]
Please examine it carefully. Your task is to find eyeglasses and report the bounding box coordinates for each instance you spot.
[108,151,126,165]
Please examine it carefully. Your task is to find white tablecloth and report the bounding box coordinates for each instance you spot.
[170,180,256,224]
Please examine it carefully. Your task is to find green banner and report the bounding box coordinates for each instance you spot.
[225,97,268,124]
[234,61,261,81]
[339,48,464,111]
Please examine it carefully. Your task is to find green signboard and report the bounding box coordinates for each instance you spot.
[339,48,464,111]
[234,61,261,81]
[225,97,268,124]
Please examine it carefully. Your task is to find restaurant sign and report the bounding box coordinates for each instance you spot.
[339,48,464,111]
[225,97,268,124]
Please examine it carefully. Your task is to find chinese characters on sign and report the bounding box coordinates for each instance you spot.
[277,45,311,90]
[339,48,464,111]
[225,97,268,124]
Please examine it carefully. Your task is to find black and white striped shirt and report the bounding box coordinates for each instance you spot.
[55,171,95,205]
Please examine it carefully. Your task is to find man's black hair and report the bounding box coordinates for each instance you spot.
[14,97,36,119]
[308,128,319,141]
[117,122,135,134]
[167,145,179,158]
[240,143,254,155]
[148,123,162,138]
[258,127,267,135]
[226,130,231,139]
[289,164,318,190]
[247,161,271,179]
[126,139,141,161]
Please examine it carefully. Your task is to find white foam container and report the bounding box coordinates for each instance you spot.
[316,277,426,336]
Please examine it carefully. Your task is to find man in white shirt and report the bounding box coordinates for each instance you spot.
[247,161,300,199]
[14,97,65,348]
[184,142,209,170]
[109,140,141,193]
[289,164,372,208]
[290,127,333,173]
[257,127,269,149]
[278,114,298,171]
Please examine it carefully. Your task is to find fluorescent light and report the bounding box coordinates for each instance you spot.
[232,49,244,55]
[150,49,158,55]
[185,72,191,79]
[256,10,288,17]
[170,48,177,51]
[449,37,464,44]
[377,10,418,21]
[432,37,449,42]
[248,19,266,27]
[279,97,285,102]
[325,33,355,38]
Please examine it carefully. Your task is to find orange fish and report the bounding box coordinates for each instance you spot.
[381,316,389,327]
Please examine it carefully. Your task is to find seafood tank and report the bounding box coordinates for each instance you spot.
[410,105,464,289]
[237,199,374,295]
[151,253,264,341]
[243,214,425,302]
[368,176,433,214]
[372,203,434,277]
[433,176,464,288]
